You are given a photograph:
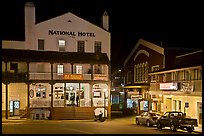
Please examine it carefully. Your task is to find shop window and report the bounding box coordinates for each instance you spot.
[36,85,46,98]
[93,91,101,98]
[173,100,176,111]
[112,95,119,104]
[178,101,181,111]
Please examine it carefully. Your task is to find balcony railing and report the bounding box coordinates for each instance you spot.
[29,73,108,81]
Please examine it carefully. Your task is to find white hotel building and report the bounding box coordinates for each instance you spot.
[2,2,111,120]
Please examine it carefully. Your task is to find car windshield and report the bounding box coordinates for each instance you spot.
[149,113,160,116]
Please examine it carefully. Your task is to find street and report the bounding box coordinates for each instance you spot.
[2,115,201,134]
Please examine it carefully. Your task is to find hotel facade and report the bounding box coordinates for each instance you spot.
[2,2,111,120]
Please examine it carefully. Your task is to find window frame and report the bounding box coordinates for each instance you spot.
[77,41,85,53]
[38,39,45,50]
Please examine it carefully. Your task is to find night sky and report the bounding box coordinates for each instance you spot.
[2,0,202,68]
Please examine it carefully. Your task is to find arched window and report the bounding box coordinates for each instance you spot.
[141,63,145,81]
[137,64,139,82]
[139,63,142,82]
[134,65,137,82]
[145,62,148,81]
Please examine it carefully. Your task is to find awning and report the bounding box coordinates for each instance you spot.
[124,85,149,89]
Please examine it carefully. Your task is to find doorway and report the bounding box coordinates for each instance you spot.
[166,98,172,112]
[9,100,20,116]
[65,86,77,106]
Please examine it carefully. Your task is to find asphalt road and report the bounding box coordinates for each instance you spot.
[2,116,201,134]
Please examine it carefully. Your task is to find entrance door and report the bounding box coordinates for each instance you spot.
[65,90,76,106]
[9,100,20,116]
[166,98,172,112]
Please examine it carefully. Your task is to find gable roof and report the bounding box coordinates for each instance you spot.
[124,39,164,66]
[149,50,202,74]
[36,12,109,33]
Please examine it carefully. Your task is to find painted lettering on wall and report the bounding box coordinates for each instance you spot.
[48,29,96,37]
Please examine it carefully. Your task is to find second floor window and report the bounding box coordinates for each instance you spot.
[76,65,82,74]
[38,39,44,50]
[94,41,102,53]
[127,71,132,83]
[59,40,66,51]
[94,64,102,74]
[10,63,18,73]
[57,64,63,75]
[151,65,159,82]
[37,63,44,73]
[77,41,85,52]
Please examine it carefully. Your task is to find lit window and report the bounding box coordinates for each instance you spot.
[76,65,82,74]
[59,40,65,51]
[36,85,46,98]
[151,65,159,82]
[57,64,63,75]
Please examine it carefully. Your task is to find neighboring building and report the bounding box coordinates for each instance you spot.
[122,38,200,115]
[2,2,111,120]
[149,50,202,125]
[123,39,165,115]
[110,68,124,111]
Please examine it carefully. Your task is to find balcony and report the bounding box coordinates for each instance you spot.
[29,73,108,81]
[2,72,27,82]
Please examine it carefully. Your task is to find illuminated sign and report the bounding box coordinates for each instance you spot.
[48,29,96,37]
[160,83,178,90]
[131,95,142,100]
[93,74,107,80]
[63,74,83,80]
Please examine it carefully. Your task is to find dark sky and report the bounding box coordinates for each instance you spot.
[2,0,203,68]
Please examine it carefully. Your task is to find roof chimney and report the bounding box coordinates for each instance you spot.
[101,11,109,31]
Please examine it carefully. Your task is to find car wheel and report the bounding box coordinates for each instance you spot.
[187,127,193,133]
[157,122,162,129]
[136,119,140,125]
[170,123,177,132]
[146,120,151,127]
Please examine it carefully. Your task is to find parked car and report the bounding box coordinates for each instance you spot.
[135,111,161,127]
[157,111,198,132]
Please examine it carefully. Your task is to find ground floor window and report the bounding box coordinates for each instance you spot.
[197,102,202,125]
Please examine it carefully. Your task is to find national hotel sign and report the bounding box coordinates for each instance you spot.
[63,74,83,80]
[48,29,96,37]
